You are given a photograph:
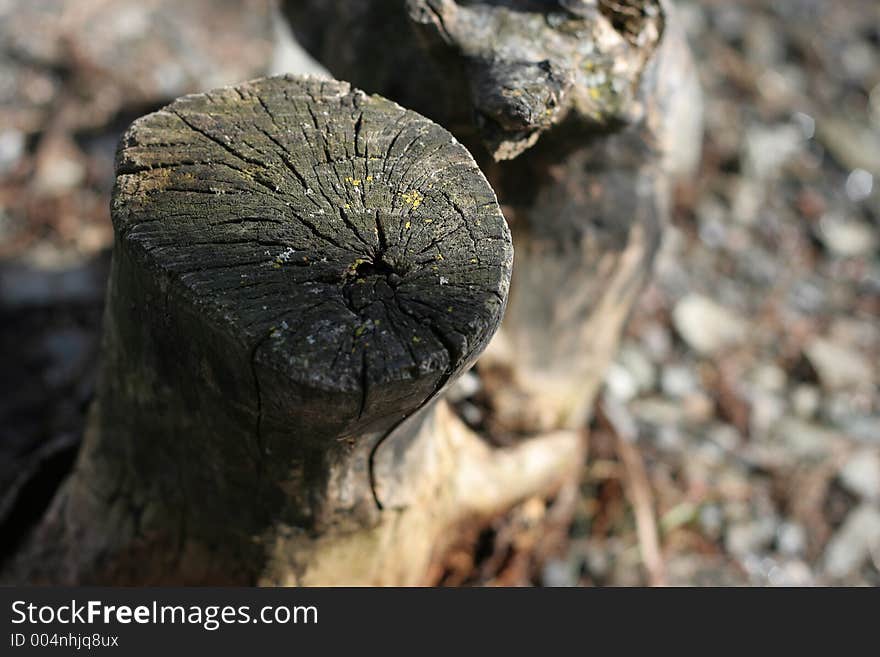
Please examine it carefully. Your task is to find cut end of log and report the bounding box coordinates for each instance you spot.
[112,74,512,439]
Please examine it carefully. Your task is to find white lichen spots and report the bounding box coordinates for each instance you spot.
[439,276,449,286]
[305,187,314,195]
[281,320,289,330]
[274,246,296,266]
[306,335,315,345]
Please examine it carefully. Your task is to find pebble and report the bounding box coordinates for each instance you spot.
[823,504,880,579]
[672,294,748,355]
[630,397,685,427]
[743,123,804,180]
[776,521,807,557]
[445,370,480,403]
[726,516,778,557]
[790,384,820,419]
[661,364,699,397]
[616,344,656,393]
[605,362,638,402]
[748,363,788,394]
[844,169,873,202]
[805,338,875,390]
[817,213,878,257]
[838,450,880,501]
[541,559,578,587]
[842,416,880,445]
[0,129,24,175]
[771,417,840,460]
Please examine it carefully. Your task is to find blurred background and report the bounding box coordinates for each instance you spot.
[1,0,878,585]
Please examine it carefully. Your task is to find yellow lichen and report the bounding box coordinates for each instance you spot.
[401,189,423,210]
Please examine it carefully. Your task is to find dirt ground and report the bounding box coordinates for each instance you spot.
[1,0,877,585]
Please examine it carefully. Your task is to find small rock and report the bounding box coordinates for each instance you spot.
[661,364,699,397]
[750,393,786,439]
[771,417,841,460]
[839,450,880,501]
[672,294,748,355]
[698,504,724,540]
[790,384,821,419]
[842,416,880,445]
[766,559,814,586]
[616,344,656,393]
[542,558,578,587]
[605,362,638,402]
[456,401,483,427]
[805,338,875,390]
[682,392,715,424]
[0,129,25,175]
[743,123,804,180]
[823,504,880,579]
[748,364,788,394]
[640,322,672,361]
[33,136,86,194]
[817,213,878,257]
[726,517,778,557]
[817,117,880,175]
[630,397,685,427]
[777,522,807,557]
[707,423,742,451]
[446,370,480,403]
[845,169,873,202]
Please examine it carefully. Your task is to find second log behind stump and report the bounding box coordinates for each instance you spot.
[20,75,512,584]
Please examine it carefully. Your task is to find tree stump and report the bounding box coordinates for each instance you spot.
[5,75,587,585]
[281,0,702,436]
[280,0,702,579]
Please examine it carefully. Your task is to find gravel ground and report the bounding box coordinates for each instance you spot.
[544,0,880,586]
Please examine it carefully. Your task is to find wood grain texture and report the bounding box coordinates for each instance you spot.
[113,74,510,440]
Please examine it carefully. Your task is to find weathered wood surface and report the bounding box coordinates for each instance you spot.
[278,0,701,578]
[5,75,557,584]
